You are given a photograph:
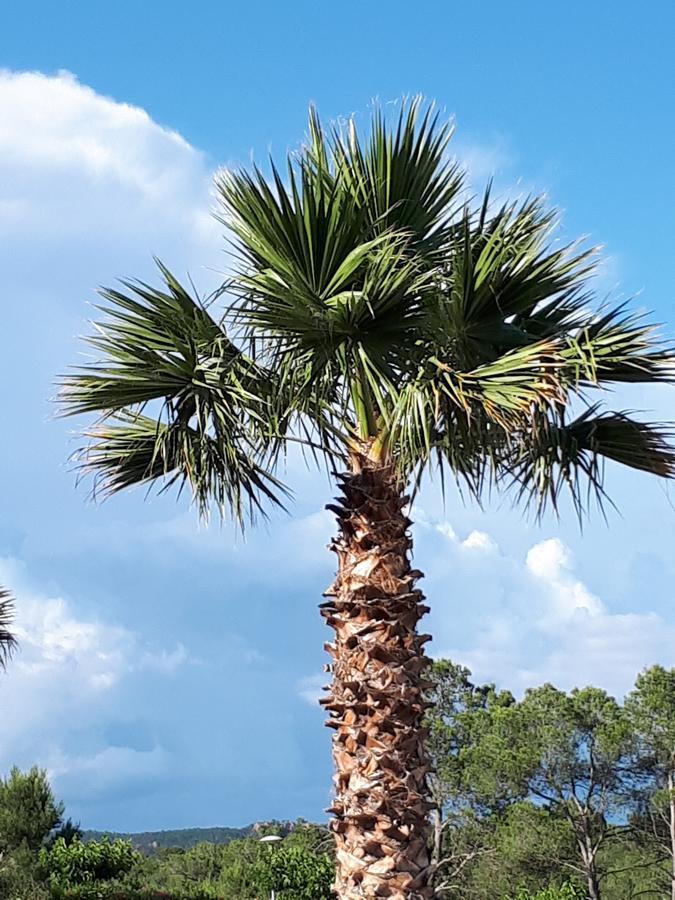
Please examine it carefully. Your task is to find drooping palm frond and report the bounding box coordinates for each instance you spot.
[502,406,675,518]
[388,340,564,473]
[61,264,289,525]
[0,586,18,670]
[79,410,288,522]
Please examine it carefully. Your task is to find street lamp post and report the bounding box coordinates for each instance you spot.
[259,833,283,900]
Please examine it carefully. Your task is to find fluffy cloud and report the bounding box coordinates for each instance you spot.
[0,71,229,823]
[0,557,189,789]
[0,69,217,253]
[299,514,675,707]
[526,538,604,623]
[422,520,675,698]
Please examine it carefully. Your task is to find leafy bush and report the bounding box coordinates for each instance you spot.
[0,848,50,900]
[253,845,335,899]
[39,837,141,898]
[509,884,584,900]
[48,888,220,900]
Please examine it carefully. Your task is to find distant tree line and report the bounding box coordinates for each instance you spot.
[1,662,675,899]
[82,827,251,855]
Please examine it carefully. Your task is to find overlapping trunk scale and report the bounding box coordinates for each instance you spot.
[321,452,433,898]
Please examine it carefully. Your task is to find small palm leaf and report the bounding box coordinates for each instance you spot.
[0,587,18,670]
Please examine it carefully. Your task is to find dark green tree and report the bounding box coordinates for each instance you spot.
[60,100,675,898]
[0,766,63,854]
[425,660,514,893]
[475,685,636,900]
[471,803,579,899]
[626,664,675,900]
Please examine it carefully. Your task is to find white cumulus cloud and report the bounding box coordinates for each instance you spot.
[0,68,217,249]
[526,537,604,623]
[418,520,675,698]
[0,556,189,794]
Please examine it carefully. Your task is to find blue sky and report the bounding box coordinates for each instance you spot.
[1,1,675,832]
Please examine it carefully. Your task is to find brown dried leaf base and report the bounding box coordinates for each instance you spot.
[321,455,433,899]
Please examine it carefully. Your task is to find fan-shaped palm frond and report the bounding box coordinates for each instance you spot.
[331,97,463,251]
[61,263,289,524]
[0,586,18,670]
[503,406,675,518]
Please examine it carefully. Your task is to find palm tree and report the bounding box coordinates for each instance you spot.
[0,586,18,670]
[60,100,675,899]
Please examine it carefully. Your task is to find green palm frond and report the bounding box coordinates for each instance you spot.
[504,406,675,518]
[61,264,289,525]
[332,96,463,250]
[0,586,18,670]
[62,261,244,416]
[80,411,288,523]
[430,192,596,366]
[561,305,675,386]
[217,150,366,303]
[387,338,569,494]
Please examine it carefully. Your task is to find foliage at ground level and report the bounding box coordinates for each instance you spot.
[2,661,675,899]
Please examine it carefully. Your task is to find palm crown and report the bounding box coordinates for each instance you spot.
[61,99,675,521]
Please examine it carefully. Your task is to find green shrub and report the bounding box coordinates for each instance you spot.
[509,884,584,900]
[253,846,335,899]
[0,849,50,900]
[40,837,141,887]
[52,889,217,900]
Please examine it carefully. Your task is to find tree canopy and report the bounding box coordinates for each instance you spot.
[0,766,64,854]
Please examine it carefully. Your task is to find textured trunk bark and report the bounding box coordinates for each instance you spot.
[430,805,443,873]
[668,768,675,900]
[580,839,601,900]
[573,821,601,900]
[320,449,434,899]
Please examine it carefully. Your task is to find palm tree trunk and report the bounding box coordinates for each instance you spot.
[668,768,675,900]
[321,449,433,899]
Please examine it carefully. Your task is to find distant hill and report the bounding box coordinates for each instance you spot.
[83,826,252,853]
